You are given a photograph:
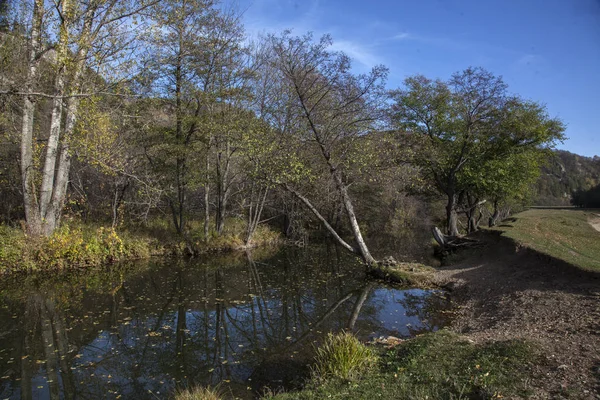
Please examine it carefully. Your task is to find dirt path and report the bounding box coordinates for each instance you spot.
[435,232,600,399]
[589,214,600,233]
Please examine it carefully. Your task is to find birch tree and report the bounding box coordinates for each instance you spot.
[18,0,156,236]
[262,32,388,265]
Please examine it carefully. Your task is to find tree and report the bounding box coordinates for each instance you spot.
[390,67,565,236]
[572,184,600,208]
[259,32,388,265]
[0,0,11,31]
[142,0,248,242]
[17,0,157,236]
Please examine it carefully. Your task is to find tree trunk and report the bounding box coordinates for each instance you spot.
[40,91,63,219]
[292,79,376,264]
[111,180,129,228]
[331,169,376,265]
[283,183,358,255]
[245,185,268,245]
[446,192,460,236]
[215,139,232,235]
[39,54,67,220]
[489,200,500,227]
[20,0,44,236]
[22,3,93,237]
[203,154,210,240]
[465,194,481,234]
[43,93,79,236]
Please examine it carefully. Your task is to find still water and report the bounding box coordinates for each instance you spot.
[0,245,450,399]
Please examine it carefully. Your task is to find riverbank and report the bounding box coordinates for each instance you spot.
[434,229,600,398]
[0,219,281,274]
[254,210,600,399]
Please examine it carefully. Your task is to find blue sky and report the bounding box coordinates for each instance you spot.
[234,0,600,157]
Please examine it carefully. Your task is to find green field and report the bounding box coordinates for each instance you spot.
[492,208,600,272]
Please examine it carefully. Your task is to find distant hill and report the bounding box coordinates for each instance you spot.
[532,150,600,206]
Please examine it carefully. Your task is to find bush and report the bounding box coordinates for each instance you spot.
[0,217,282,274]
[0,225,30,271]
[312,332,377,382]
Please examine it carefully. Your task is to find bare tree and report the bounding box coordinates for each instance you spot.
[262,32,388,265]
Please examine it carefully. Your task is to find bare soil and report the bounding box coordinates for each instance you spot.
[589,214,600,233]
[435,231,600,399]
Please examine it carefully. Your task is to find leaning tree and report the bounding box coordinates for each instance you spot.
[255,32,389,265]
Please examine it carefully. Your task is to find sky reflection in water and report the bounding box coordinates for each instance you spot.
[0,246,451,399]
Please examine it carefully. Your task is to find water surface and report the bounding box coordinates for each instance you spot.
[0,245,450,399]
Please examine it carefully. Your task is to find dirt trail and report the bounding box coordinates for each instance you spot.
[435,232,600,399]
[589,214,600,233]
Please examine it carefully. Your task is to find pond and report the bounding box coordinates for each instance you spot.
[0,244,451,399]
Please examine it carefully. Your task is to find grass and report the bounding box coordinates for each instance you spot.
[369,262,437,287]
[173,386,222,400]
[490,208,600,272]
[311,332,378,382]
[267,330,538,400]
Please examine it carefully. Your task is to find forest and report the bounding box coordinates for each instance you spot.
[0,0,569,267]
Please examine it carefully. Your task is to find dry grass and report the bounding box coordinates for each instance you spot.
[173,386,222,400]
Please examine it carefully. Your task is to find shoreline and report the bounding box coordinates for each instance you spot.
[435,231,600,398]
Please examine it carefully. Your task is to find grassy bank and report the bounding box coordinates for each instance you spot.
[0,218,281,274]
[491,208,600,271]
[174,331,538,400]
[267,331,537,400]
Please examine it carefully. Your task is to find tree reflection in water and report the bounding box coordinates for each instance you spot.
[0,246,451,399]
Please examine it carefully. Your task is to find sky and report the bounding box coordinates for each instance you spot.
[233,0,600,157]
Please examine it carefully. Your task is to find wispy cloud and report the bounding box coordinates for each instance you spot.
[240,0,322,39]
[329,40,382,69]
[392,32,411,40]
[239,0,380,70]
[389,31,468,51]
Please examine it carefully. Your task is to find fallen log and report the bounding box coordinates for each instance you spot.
[432,227,483,250]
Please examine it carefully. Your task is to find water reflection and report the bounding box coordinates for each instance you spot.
[0,246,450,399]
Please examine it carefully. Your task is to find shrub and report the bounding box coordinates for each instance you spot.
[312,331,377,382]
[0,225,29,271]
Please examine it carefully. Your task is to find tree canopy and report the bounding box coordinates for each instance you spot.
[390,67,565,235]
[0,2,573,261]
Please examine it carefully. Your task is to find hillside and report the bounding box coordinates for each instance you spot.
[533,150,600,206]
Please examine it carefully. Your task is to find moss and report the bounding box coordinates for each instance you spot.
[368,262,436,287]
